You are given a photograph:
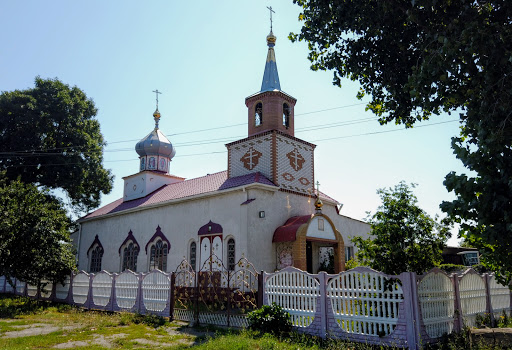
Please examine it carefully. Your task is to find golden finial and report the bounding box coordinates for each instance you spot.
[314,181,323,212]
[152,89,162,129]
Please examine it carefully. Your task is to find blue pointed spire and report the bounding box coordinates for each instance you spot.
[260,31,281,92]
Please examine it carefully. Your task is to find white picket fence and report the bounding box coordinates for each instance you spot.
[1,266,510,350]
[262,267,511,349]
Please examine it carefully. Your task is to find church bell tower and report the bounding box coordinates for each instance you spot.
[246,30,297,138]
[226,25,316,195]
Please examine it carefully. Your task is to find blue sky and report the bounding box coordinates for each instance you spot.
[1,1,467,245]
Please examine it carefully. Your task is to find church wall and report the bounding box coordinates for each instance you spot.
[78,189,256,273]
[228,134,273,180]
[320,205,371,256]
[244,189,317,271]
[275,135,314,195]
[78,187,371,274]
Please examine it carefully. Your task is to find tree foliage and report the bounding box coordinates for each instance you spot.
[0,77,113,213]
[352,182,450,275]
[0,174,76,286]
[291,1,512,284]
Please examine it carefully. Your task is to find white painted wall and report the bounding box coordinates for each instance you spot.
[78,186,371,274]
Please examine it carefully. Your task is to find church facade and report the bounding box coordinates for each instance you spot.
[76,29,370,275]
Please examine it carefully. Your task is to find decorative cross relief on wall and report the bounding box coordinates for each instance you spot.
[276,243,293,270]
[286,148,305,171]
[240,147,263,170]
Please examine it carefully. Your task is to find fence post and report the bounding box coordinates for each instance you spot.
[401,272,420,350]
[136,273,143,314]
[68,272,75,305]
[169,272,176,320]
[87,273,94,310]
[227,270,232,327]
[452,273,463,332]
[193,271,199,325]
[257,271,264,308]
[318,271,327,338]
[110,273,116,312]
[483,273,494,326]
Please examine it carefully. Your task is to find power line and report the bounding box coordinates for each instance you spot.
[1,119,458,166]
[311,119,458,142]
[0,114,379,157]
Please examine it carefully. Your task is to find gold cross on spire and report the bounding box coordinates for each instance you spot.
[316,181,320,195]
[152,89,162,110]
[267,6,275,31]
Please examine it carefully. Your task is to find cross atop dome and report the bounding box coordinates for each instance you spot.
[261,6,281,92]
[135,92,176,175]
[152,89,162,129]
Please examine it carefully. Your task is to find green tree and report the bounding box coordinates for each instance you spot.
[0,174,76,286]
[352,182,450,275]
[0,77,113,213]
[291,1,512,284]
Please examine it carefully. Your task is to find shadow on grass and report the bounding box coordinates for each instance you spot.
[0,295,71,318]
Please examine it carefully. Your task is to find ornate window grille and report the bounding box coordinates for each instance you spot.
[90,245,103,273]
[150,240,168,271]
[122,242,139,271]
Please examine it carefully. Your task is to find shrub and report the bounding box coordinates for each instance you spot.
[119,312,167,328]
[247,303,292,335]
[438,264,467,273]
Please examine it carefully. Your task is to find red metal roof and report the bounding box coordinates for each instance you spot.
[272,215,312,242]
[81,171,276,221]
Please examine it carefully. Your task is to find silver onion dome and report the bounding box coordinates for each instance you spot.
[135,109,176,158]
[135,128,175,158]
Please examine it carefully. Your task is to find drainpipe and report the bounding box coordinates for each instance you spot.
[76,223,82,268]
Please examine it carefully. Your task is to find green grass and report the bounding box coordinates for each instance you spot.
[0,295,510,349]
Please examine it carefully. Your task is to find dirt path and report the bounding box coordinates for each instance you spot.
[0,319,215,349]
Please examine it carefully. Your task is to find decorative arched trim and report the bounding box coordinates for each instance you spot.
[119,230,140,255]
[87,235,104,257]
[198,220,223,235]
[145,226,170,253]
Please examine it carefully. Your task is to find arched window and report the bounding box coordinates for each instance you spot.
[122,243,139,271]
[283,103,290,128]
[90,246,103,273]
[119,230,140,272]
[145,226,170,272]
[227,238,235,271]
[150,239,168,271]
[87,235,104,273]
[190,241,197,271]
[140,157,146,171]
[255,102,263,126]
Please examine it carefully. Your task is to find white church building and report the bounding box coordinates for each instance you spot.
[76,29,370,275]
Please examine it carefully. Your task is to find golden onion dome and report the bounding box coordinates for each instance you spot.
[266,31,276,46]
[314,196,323,210]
